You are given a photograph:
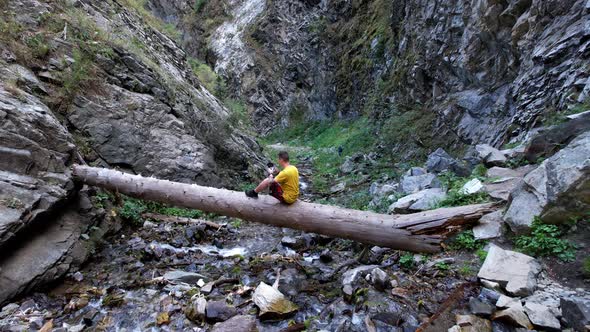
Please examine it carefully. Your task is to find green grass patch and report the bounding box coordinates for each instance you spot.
[399,252,414,269]
[118,196,208,225]
[515,217,576,262]
[435,172,490,208]
[542,102,589,126]
[450,230,486,251]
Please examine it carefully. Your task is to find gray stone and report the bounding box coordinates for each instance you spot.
[473,211,504,240]
[369,268,389,291]
[456,314,492,332]
[206,300,237,322]
[496,295,520,309]
[504,132,590,233]
[163,270,206,284]
[492,302,533,329]
[478,245,541,296]
[560,296,590,331]
[425,148,470,177]
[185,296,207,323]
[476,144,507,166]
[342,265,379,297]
[400,173,441,194]
[388,188,447,213]
[211,315,258,332]
[406,167,427,176]
[469,297,495,316]
[523,302,561,330]
[329,182,346,194]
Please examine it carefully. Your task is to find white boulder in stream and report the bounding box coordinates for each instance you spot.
[253,282,298,318]
[477,245,541,296]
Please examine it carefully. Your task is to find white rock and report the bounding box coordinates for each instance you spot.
[253,282,298,317]
[478,245,541,296]
[492,302,533,329]
[524,302,561,330]
[496,295,520,308]
[388,188,447,213]
[460,178,484,195]
[476,144,507,166]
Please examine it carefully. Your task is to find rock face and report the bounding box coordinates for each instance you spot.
[475,145,507,167]
[0,0,264,306]
[504,132,590,233]
[477,245,541,296]
[425,148,470,176]
[561,296,590,331]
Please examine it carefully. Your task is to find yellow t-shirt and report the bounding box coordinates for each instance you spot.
[274,165,299,204]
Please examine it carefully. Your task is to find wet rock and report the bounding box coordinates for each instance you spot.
[163,270,206,284]
[206,300,237,322]
[460,178,484,195]
[388,188,447,213]
[469,297,495,317]
[523,302,560,330]
[475,145,507,167]
[560,296,590,331]
[185,296,207,323]
[253,282,298,318]
[425,148,470,177]
[319,249,333,263]
[400,173,441,194]
[473,211,504,240]
[478,245,541,296]
[504,132,590,233]
[492,302,533,329]
[281,236,306,250]
[478,288,501,305]
[341,265,379,298]
[211,315,258,332]
[369,268,389,291]
[456,314,492,331]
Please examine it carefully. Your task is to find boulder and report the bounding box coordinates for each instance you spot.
[523,302,561,330]
[400,173,441,194]
[492,302,533,329]
[425,148,471,177]
[206,300,237,322]
[478,245,541,296]
[524,111,590,162]
[475,144,507,166]
[561,296,590,331]
[368,181,399,206]
[388,188,447,213]
[340,153,365,174]
[483,166,536,201]
[496,295,520,309]
[211,315,258,332]
[280,236,306,250]
[473,210,504,240]
[504,132,590,233]
[405,167,427,176]
[329,182,346,194]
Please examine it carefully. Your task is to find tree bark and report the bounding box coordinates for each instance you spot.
[72,165,497,253]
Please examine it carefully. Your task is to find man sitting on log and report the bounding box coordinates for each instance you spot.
[245,151,299,204]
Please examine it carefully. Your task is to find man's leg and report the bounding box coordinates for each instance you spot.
[245,177,272,198]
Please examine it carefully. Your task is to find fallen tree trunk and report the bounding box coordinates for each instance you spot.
[73,165,497,253]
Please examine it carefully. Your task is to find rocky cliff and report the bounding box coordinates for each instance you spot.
[0,0,264,304]
[151,0,589,150]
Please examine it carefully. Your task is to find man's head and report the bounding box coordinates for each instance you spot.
[277,151,290,167]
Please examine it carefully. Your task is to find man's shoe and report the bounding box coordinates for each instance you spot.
[245,190,258,198]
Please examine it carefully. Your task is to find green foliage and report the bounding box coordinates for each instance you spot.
[515,218,576,262]
[380,107,438,158]
[472,164,488,179]
[230,219,242,228]
[25,34,50,58]
[62,49,94,100]
[119,0,181,42]
[476,249,488,262]
[194,0,207,13]
[542,103,589,126]
[345,192,372,211]
[399,253,414,269]
[450,230,485,251]
[436,172,490,208]
[435,262,451,271]
[118,198,147,224]
[459,265,474,276]
[189,58,224,95]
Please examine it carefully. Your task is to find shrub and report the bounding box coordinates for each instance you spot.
[118,198,147,224]
[399,253,414,269]
[450,230,485,251]
[476,249,488,262]
[514,218,576,262]
[194,0,207,13]
[435,262,450,271]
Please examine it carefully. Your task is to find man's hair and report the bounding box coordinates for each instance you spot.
[278,151,289,162]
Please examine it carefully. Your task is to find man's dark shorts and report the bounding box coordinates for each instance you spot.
[270,181,286,203]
